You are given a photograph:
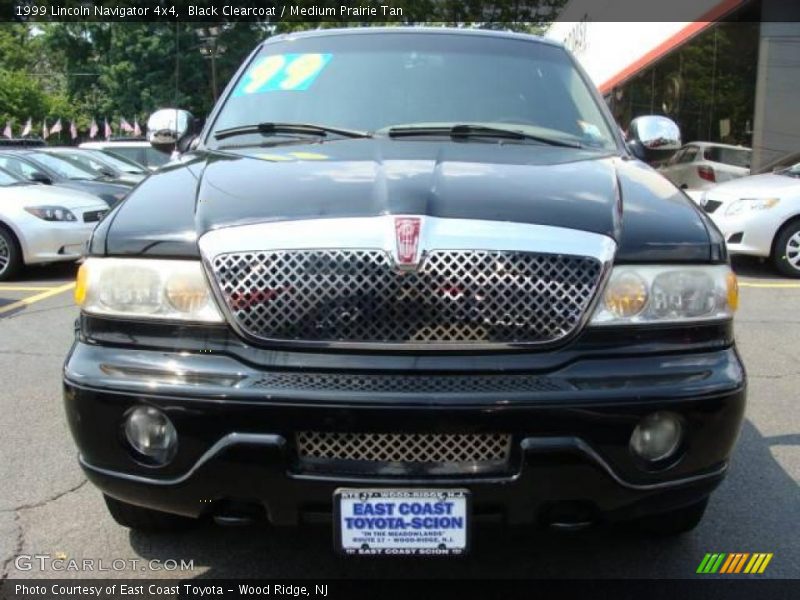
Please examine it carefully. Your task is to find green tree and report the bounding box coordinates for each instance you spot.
[3,2,565,138]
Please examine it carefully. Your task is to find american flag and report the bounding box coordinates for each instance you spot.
[120,117,134,133]
[133,119,141,137]
[50,118,63,135]
[3,121,11,139]
[70,121,78,140]
[104,118,112,140]
[21,118,31,137]
[89,118,98,139]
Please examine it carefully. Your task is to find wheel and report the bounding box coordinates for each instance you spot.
[103,494,198,531]
[0,225,22,281]
[631,498,708,536]
[772,220,800,277]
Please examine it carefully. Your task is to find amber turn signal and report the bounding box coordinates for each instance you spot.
[74,263,88,306]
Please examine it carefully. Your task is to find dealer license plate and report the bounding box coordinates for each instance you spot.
[334,489,469,556]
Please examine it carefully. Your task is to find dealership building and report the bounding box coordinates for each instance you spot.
[548,0,800,170]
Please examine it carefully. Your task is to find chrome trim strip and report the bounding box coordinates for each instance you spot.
[79,433,725,491]
[199,216,617,261]
[198,217,617,351]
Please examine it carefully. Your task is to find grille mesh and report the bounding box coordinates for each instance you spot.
[250,372,572,394]
[211,249,602,346]
[83,209,107,223]
[296,431,512,466]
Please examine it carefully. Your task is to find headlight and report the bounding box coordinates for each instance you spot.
[75,257,224,322]
[725,197,780,216]
[591,264,737,325]
[24,206,77,221]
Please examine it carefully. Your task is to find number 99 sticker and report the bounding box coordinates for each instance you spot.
[234,53,332,96]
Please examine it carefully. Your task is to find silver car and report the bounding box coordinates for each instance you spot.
[0,167,108,281]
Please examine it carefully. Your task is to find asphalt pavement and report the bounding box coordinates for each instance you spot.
[0,257,798,580]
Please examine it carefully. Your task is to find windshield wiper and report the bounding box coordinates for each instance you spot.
[213,122,372,141]
[386,124,583,148]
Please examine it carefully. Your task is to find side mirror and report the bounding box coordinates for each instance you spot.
[147,109,195,155]
[627,116,681,164]
[29,171,52,185]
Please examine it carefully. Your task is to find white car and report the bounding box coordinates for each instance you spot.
[0,167,109,281]
[700,160,800,277]
[659,142,751,191]
[79,141,169,172]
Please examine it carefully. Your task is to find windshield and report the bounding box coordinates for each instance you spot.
[703,146,751,168]
[85,149,145,172]
[208,32,617,150]
[0,167,22,186]
[781,162,800,177]
[28,152,97,179]
[49,152,111,176]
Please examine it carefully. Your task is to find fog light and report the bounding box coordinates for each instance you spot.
[124,406,177,464]
[630,412,682,463]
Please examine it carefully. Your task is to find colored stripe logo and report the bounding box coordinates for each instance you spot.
[697,553,773,574]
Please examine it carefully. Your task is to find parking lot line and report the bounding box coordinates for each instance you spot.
[0,285,59,292]
[739,281,800,289]
[0,282,75,316]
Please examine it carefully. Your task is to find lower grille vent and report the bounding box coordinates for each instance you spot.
[295,431,512,476]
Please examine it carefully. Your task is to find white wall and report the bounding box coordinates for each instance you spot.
[546,22,690,89]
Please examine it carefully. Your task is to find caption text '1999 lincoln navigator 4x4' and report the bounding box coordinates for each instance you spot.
[64,28,745,555]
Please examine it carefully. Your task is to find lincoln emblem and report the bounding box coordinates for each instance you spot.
[394,217,422,266]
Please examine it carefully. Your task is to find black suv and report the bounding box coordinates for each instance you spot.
[64,29,745,554]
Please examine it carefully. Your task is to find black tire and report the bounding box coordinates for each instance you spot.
[0,224,23,282]
[772,220,800,278]
[632,498,709,536]
[103,494,198,532]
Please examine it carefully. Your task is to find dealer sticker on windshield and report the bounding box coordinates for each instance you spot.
[233,53,332,96]
[334,489,469,556]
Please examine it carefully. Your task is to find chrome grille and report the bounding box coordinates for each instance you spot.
[296,431,512,468]
[210,249,602,346]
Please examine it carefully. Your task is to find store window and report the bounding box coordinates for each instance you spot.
[609,22,759,149]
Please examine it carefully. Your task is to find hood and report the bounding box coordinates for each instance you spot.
[2,183,108,210]
[96,138,715,262]
[706,172,800,198]
[56,179,130,209]
[193,141,621,238]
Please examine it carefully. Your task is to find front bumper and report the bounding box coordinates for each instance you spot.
[708,209,778,258]
[22,220,99,265]
[63,334,746,526]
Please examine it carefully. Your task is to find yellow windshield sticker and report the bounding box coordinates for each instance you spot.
[289,152,329,160]
[254,153,295,161]
[234,53,332,96]
[254,152,330,162]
